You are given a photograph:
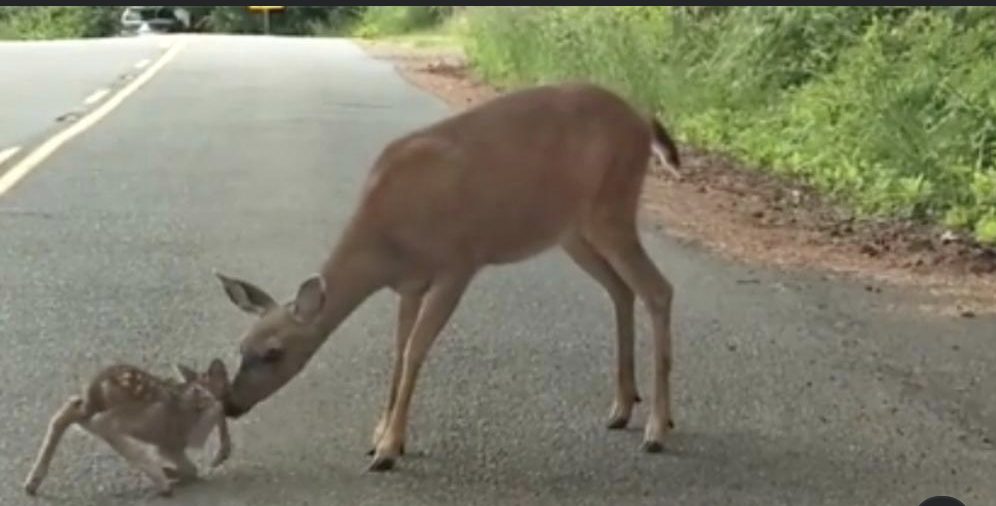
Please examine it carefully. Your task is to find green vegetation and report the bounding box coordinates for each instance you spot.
[0,7,119,40]
[5,6,995,244]
[461,7,996,243]
[346,6,456,39]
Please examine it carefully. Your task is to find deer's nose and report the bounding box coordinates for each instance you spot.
[223,398,248,418]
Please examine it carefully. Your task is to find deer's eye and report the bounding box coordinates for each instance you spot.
[261,348,283,364]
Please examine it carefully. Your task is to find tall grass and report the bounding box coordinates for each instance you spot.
[462,7,996,243]
[348,6,455,38]
[0,6,119,40]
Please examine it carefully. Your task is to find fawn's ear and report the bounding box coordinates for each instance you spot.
[174,364,198,383]
[214,271,278,316]
[207,358,228,384]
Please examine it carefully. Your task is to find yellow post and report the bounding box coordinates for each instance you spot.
[247,6,285,34]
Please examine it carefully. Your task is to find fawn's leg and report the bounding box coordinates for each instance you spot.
[210,416,232,468]
[369,271,473,472]
[23,395,89,495]
[157,446,199,482]
[86,414,173,496]
[561,234,640,429]
[368,291,423,456]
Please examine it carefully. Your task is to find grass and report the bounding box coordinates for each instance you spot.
[455,7,996,244]
[344,7,468,51]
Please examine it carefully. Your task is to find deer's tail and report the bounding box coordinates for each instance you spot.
[647,114,681,169]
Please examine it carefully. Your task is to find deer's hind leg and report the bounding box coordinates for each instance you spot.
[561,233,640,430]
[23,395,91,495]
[584,152,677,453]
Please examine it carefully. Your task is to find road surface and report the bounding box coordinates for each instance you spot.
[0,35,993,506]
[0,36,173,151]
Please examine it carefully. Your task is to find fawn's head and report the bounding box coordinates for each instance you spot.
[214,271,328,418]
[174,358,231,405]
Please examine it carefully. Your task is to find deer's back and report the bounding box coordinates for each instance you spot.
[356,82,652,267]
[83,364,221,449]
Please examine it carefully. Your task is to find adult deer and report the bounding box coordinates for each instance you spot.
[215,81,682,472]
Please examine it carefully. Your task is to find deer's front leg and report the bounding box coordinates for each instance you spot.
[368,292,422,456]
[210,416,232,468]
[369,272,472,472]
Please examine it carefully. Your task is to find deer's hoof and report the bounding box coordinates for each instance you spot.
[606,415,629,430]
[366,443,404,456]
[640,439,665,453]
[367,454,396,472]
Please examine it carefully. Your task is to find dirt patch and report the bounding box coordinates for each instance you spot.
[357,39,996,317]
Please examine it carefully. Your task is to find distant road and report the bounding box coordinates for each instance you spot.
[0,35,173,150]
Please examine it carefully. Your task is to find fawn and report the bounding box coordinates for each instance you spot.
[23,358,232,497]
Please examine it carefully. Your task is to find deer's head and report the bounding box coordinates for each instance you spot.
[213,272,328,418]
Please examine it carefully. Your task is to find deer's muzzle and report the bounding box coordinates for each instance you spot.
[223,398,249,419]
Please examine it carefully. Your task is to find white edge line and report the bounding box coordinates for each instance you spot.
[83,88,110,105]
[135,58,151,69]
[0,146,21,165]
[0,40,186,197]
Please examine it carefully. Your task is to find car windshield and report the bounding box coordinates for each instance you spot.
[123,7,173,21]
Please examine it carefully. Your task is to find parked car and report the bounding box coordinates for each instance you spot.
[120,6,190,36]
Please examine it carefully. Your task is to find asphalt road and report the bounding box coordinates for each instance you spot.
[1,35,994,506]
[0,35,173,150]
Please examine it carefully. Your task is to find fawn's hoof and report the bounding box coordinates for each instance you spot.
[23,476,41,496]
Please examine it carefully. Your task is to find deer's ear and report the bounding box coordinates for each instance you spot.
[214,271,277,316]
[174,364,198,383]
[289,274,325,323]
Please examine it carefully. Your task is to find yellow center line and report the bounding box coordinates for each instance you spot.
[0,39,188,197]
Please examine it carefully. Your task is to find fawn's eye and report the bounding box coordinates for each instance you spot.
[261,348,283,364]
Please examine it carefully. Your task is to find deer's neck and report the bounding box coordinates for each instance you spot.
[307,237,394,349]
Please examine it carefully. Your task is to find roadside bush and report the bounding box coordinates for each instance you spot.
[350,6,453,38]
[0,6,120,40]
[462,6,996,243]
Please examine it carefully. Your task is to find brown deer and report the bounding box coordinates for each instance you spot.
[23,359,232,497]
[214,81,683,472]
